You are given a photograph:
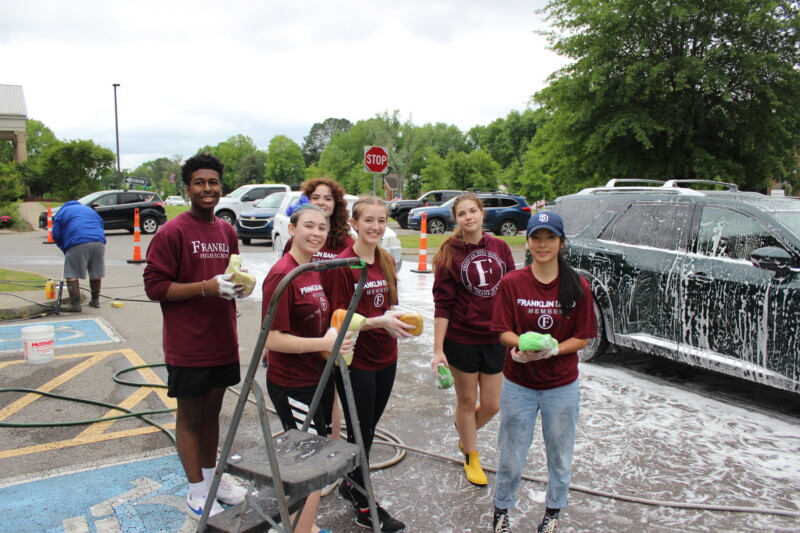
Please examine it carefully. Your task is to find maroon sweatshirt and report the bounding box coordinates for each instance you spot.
[432,233,515,344]
[143,212,239,367]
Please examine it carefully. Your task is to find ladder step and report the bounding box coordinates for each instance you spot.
[205,486,304,533]
[227,429,361,496]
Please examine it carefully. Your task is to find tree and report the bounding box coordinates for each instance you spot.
[0,118,59,163]
[302,118,352,166]
[536,0,800,193]
[41,140,116,200]
[197,135,262,193]
[265,135,305,185]
[0,161,25,202]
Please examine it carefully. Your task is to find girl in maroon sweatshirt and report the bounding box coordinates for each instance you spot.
[430,193,515,486]
[322,196,412,533]
[262,204,353,533]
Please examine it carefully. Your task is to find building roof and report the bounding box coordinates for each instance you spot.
[0,84,27,132]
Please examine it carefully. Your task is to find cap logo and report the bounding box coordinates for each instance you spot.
[538,213,549,222]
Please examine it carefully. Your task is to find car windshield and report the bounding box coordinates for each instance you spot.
[773,212,800,238]
[225,186,248,199]
[440,198,456,208]
[78,191,106,205]
[255,193,285,208]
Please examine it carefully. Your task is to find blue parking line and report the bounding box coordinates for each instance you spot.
[0,454,191,533]
[0,318,123,354]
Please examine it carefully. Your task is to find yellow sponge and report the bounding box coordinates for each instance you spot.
[225,254,256,297]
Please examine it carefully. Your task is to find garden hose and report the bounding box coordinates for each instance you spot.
[2,365,798,520]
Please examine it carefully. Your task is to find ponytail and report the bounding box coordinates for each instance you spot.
[556,243,584,318]
[351,196,398,306]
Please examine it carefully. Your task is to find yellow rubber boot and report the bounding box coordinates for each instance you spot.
[464,451,488,486]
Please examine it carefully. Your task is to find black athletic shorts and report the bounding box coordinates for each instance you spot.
[267,378,335,437]
[443,337,505,375]
[166,362,240,398]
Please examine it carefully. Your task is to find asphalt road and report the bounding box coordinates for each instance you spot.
[1,211,799,533]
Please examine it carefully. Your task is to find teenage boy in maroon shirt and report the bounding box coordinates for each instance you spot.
[144,153,247,520]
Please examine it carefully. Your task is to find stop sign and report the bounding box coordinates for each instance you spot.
[364,146,389,174]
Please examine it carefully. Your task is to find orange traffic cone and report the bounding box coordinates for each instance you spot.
[127,208,147,264]
[43,204,56,244]
[411,211,432,273]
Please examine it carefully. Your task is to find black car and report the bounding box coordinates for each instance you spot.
[550,179,800,393]
[39,190,167,234]
[388,190,465,228]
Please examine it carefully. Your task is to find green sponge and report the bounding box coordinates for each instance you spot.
[519,332,558,352]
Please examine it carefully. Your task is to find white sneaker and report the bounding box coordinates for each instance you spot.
[186,493,224,520]
[214,480,248,505]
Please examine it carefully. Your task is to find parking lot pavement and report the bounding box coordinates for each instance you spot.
[1,229,799,532]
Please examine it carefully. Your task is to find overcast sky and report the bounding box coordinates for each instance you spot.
[2,0,564,170]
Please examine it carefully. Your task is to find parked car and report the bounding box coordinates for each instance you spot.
[39,190,167,234]
[272,192,403,271]
[407,192,532,236]
[164,196,186,206]
[214,183,291,225]
[388,190,464,228]
[551,179,800,393]
[234,192,286,245]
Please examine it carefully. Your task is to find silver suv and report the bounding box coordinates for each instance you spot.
[214,184,290,224]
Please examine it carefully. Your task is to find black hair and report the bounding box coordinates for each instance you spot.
[556,240,584,318]
[181,153,224,185]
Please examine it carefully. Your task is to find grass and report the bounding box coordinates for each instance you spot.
[165,205,190,219]
[0,269,49,292]
[398,233,527,251]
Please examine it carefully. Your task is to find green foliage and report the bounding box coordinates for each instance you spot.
[40,140,115,200]
[132,156,183,197]
[421,149,501,191]
[197,135,264,193]
[0,162,25,202]
[302,118,352,166]
[536,0,800,192]
[265,135,305,185]
[0,119,59,163]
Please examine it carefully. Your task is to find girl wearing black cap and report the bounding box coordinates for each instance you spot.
[489,211,597,533]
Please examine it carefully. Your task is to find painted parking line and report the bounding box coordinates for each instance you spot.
[0,451,200,533]
[0,318,123,354]
[0,349,176,460]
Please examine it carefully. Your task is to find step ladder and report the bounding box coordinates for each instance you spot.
[198,257,383,533]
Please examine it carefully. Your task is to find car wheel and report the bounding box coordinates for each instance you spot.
[397,212,409,229]
[496,219,519,236]
[241,237,251,245]
[217,211,235,225]
[273,234,284,256]
[140,216,159,234]
[428,218,446,235]
[578,298,609,362]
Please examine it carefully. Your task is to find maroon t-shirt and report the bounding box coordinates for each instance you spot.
[283,234,354,262]
[143,212,239,367]
[322,245,397,371]
[261,253,331,388]
[432,233,515,344]
[491,268,596,390]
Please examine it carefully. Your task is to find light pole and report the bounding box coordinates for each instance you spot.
[112,83,122,189]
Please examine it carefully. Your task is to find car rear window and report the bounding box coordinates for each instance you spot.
[554,198,609,237]
[601,203,693,250]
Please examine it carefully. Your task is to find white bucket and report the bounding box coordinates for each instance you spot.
[22,325,55,364]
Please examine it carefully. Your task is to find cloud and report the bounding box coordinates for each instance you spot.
[2,0,563,169]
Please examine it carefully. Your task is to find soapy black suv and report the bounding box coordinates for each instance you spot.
[549,179,800,393]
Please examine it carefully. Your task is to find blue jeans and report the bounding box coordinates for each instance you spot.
[493,377,579,511]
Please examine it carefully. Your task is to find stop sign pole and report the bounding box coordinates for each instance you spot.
[364,146,389,196]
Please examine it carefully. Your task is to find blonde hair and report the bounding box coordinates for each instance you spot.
[432,193,484,273]
[351,196,398,306]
